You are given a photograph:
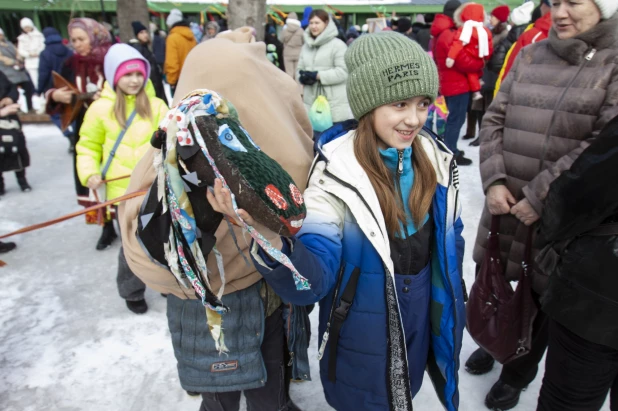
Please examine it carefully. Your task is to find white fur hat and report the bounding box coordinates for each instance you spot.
[20,18,34,30]
[593,0,618,19]
[510,1,534,26]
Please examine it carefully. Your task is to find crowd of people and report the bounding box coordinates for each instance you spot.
[1,0,618,410]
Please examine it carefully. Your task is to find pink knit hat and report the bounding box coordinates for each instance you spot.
[113,59,147,87]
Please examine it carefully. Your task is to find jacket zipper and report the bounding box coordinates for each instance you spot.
[396,150,407,239]
[538,48,596,172]
[287,302,294,365]
[444,156,460,401]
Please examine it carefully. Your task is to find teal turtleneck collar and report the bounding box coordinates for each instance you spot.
[379,146,413,175]
[379,145,428,237]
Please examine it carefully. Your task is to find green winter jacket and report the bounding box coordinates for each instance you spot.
[76,80,169,201]
[297,18,352,123]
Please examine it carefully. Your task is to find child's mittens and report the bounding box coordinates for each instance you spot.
[446,57,455,68]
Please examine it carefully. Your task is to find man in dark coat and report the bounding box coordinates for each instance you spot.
[37,27,73,95]
[129,21,167,102]
[37,27,75,147]
[537,114,618,409]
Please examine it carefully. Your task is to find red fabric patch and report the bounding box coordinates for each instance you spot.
[265,184,288,210]
[289,184,304,206]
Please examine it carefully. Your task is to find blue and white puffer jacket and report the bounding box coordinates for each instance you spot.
[252,124,466,410]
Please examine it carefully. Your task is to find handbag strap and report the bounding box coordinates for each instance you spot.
[316,82,325,97]
[101,109,137,180]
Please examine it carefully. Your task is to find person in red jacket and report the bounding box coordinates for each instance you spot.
[494,0,552,95]
[446,3,494,101]
[431,0,484,166]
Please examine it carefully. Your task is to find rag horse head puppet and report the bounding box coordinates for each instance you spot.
[137,89,309,351]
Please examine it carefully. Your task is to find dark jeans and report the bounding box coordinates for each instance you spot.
[537,319,618,411]
[444,92,470,155]
[199,306,288,411]
[16,80,34,111]
[50,113,75,139]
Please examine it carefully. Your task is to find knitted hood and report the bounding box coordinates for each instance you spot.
[304,17,338,48]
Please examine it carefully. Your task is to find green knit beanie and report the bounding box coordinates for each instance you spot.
[345,32,439,120]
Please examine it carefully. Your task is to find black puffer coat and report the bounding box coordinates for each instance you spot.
[488,24,528,74]
[0,71,29,172]
[538,114,618,350]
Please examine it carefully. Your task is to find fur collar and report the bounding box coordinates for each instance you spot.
[548,13,618,65]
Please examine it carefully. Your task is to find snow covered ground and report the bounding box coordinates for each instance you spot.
[0,124,610,411]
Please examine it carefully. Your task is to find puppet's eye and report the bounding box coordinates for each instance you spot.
[218,124,247,152]
[265,184,288,210]
[290,184,304,206]
[239,125,261,151]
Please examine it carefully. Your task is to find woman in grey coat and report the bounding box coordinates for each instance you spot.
[297,10,351,126]
[466,0,618,409]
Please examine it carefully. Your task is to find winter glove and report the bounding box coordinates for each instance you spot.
[299,70,318,86]
[445,57,455,68]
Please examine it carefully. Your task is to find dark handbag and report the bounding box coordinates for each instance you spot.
[0,123,27,173]
[466,215,538,364]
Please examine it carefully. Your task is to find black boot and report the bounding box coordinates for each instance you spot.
[469,137,480,147]
[485,379,524,411]
[0,241,16,253]
[17,176,31,192]
[125,299,148,314]
[96,221,118,251]
[455,151,473,166]
[0,174,4,196]
[465,347,495,375]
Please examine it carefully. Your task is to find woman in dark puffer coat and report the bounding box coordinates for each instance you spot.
[466,1,618,410]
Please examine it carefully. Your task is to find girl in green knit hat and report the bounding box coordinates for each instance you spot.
[208,31,466,410]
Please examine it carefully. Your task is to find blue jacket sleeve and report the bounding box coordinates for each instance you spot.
[251,179,345,306]
[251,231,342,306]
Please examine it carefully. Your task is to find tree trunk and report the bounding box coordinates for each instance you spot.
[116,0,150,43]
[227,0,267,41]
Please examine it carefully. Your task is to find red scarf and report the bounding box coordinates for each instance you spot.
[70,46,109,93]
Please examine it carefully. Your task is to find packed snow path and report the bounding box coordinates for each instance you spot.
[0,125,610,411]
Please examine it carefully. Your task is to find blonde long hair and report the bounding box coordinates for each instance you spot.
[354,113,437,237]
[113,86,152,129]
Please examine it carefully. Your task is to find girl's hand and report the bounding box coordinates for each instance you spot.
[92,91,101,101]
[87,175,102,190]
[206,178,283,249]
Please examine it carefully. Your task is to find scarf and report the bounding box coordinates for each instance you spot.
[68,18,111,92]
[460,20,490,58]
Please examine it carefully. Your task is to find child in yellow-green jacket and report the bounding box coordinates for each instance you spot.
[77,43,168,314]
